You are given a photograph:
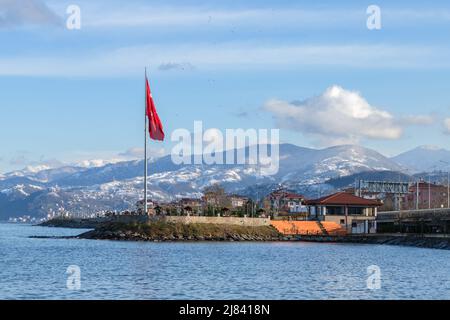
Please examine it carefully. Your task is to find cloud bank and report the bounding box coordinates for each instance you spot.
[1,43,448,77]
[444,118,450,134]
[401,114,435,126]
[264,85,403,146]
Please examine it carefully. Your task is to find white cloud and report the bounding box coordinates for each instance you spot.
[118,147,145,159]
[401,114,435,125]
[45,3,450,29]
[0,43,447,77]
[386,9,450,21]
[0,0,61,27]
[444,118,450,134]
[2,4,450,76]
[158,62,195,72]
[119,147,166,159]
[6,151,65,173]
[1,147,168,174]
[64,4,360,29]
[70,146,166,166]
[264,85,403,146]
[74,159,117,168]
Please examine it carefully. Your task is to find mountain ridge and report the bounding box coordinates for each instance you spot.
[392,145,450,173]
[0,143,441,220]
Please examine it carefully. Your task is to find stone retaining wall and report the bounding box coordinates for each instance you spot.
[163,216,271,227]
[41,215,271,228]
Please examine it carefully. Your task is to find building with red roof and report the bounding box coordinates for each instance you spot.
[264,190,307,216]
[307,192,382,234]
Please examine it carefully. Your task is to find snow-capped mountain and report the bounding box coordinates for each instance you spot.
[392,145,450,173]
[0,143,411,219]
[275,144,404,185]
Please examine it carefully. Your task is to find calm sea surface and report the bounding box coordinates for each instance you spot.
[0,223,449,300]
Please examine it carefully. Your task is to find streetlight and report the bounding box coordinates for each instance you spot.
[440,160,450,209]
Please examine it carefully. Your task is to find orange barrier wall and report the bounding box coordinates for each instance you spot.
[271,221,347,236]
[321,221,348,236]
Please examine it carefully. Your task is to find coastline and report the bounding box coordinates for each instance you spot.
[295,234,450,250]
[79,227,450,249]
[77,221,282,242]
[35,218,450,249]
[38,217,119,229]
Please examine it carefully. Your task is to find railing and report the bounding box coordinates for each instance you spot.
[378,208,450,221]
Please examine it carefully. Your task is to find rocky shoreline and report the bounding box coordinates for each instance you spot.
[336,235,450,250]
[38,218,105,229]
[37,218,450,249]
[78,229,282,242]
[77,221,282,242]
[76,224,450,249]
[283,234,450,250]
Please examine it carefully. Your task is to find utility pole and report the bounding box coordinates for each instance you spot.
[429,174,431,209]
[252,200,254,218]
[416,180,419,210]
[440,160,450,209]
[358,179,362,197]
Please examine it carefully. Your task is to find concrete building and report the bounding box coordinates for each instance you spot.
[401,182,450,210]
[265,190,307,215]
[136,199,156,215]
[178,198,203,215]
[202,186,228,208]
[229,195,249,208]
[307,192,382,234]
[344,187,402,211]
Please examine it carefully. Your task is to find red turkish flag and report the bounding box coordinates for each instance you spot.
[145,76,165,141]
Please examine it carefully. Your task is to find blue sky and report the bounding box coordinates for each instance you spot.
[2,0,450,172]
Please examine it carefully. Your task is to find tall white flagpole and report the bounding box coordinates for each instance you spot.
[144,68,148,216]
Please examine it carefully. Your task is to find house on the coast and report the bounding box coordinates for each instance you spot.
[229,195,248,208]
[265,190,307,216]
[306,192,382,234]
